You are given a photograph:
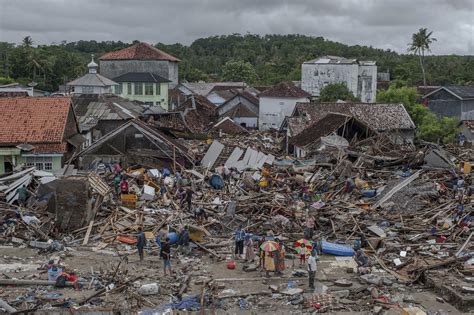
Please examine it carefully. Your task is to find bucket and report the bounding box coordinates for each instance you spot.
[167,232,178,245]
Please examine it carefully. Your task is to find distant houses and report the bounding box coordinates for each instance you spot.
[301,56,377,103]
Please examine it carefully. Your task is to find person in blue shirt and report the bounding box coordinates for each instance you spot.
[136,227,146,261]
[234,225,246,258]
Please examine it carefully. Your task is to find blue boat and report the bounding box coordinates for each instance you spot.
[321,240,354,256]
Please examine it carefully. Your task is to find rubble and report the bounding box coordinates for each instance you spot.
[0,128,472,314]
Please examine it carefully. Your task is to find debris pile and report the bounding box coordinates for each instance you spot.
[0,131,472,314]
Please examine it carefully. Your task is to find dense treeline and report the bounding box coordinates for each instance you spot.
[0,34,473,91]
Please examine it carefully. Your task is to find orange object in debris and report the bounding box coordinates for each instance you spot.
[261,167,270,177]
[226,260,236,270]
[359,204,369,209]
[117,235,137,244]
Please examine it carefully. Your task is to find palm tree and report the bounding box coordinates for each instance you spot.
[408,28,437,86]
[22,36,33,47]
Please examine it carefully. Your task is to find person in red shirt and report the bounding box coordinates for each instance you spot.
[120,178,129,195]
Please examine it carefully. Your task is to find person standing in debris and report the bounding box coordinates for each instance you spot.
[458,132,466,146]
[161,237,172,276]
[244,234,255,262]
[274,238,285,275]
[304,216,315,240]
[178,226,190,255]
[17,185,29,206]
[120,177,129,195]
[136,228,146,261]
[113,161,121,174]
[234,225,246,259]
[258,236,266,270]
[113,173,121,197]
[185,186,195,211]
[299,243,307,266]
[307,251,317,290]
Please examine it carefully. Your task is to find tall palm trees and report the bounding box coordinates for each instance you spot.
[408,28,436,86]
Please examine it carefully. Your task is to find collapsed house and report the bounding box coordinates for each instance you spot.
[281,102,416,154]
[216,91,259,129]
[75,119,195,171]
[288,113,377,158]
[147,95,217,135]
[72,94,148,147]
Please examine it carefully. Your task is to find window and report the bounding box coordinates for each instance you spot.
[82,86,93,94]
[156,83,161,95]
[127,83,132,95]
[25,156,53,170]
[134,83,143,95]
[114,83,122,94]
[144,83,154,95]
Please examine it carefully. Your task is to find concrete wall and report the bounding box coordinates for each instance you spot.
[100,60,178,85]
[301,63,376,102]
[73,85,112,95]
[259,96,308,131]
[460,124,473,143]
[358,65,377,102]
[301,63,359,97]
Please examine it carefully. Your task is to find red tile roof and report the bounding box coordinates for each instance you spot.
[0,97,73,152]
[259,82,310,98]
[100,42,180,62]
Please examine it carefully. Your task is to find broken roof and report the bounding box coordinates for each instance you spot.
[289,113,373,148]
[221,102,258,118]
[113,72,171,83]
[423,85,474,100]
[303,55,376,66]
[259,82,311,98]
[293,102,415,132]
[75,119,194,164]
[212,117,249,135]
[99,42,180,62]
[0,97,73,146]
[72,94,146,132]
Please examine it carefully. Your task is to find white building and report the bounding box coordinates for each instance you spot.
[67,55,118,95]
[301,56,377,103]
[258,82,310,131]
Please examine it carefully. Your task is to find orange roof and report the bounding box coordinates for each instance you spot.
[0,97,72,148]
[100,42,180,62]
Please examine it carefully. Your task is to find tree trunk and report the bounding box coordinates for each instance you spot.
[419,52,426,87]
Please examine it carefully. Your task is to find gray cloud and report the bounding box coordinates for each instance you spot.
[0,0,472,54]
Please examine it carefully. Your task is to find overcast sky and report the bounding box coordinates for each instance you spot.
[0,0,473,55]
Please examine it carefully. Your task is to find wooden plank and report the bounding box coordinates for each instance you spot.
[82,220,94,245]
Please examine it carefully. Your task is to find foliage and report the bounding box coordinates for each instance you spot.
[408,28,437,86]
[221,59,257,83]
[320,83,358,102]
[0,76,14,84]
[0,34,472,91]
[377,86,459,143]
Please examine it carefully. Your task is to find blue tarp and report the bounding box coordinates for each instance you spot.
[321,240,354,256]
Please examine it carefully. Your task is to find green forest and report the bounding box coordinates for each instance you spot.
[0,34,473,92]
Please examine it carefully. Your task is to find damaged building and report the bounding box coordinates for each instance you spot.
[301,56,377,103]
[281,102,415,155]
[75,119,195,171]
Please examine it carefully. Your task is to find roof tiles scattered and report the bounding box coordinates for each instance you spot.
[100,42,180,62]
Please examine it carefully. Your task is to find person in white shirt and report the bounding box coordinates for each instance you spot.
[307,252,317,290]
